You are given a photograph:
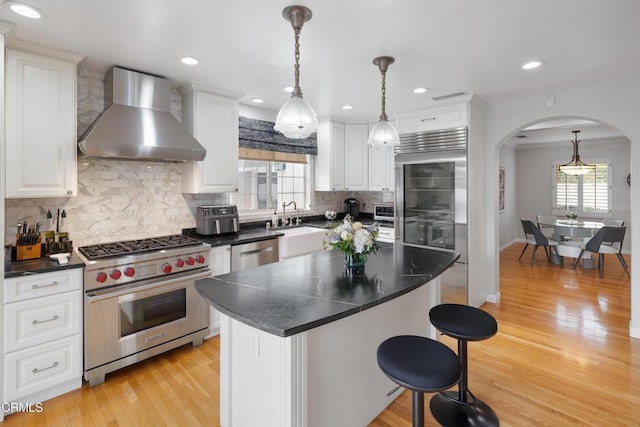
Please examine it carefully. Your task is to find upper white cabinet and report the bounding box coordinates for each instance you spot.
[396,102,468,134]
[5,45,83,198]
[315,119,345,191]
[344,124,369,191]
[368,145,394,191]
[180,83,243,193]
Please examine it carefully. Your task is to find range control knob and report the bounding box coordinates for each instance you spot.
[186,257,195,266]
[175,258,185,268]
[96,272,107,283]
[124,267,135,277]
[162,263,173,274]
[196,255,206,264]
[110,269,122,280]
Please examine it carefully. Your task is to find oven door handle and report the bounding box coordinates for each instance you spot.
[85,270,212,302]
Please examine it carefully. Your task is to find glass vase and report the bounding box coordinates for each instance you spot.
[344,252,366,275]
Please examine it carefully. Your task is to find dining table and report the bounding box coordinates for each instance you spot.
[537,219,605,268]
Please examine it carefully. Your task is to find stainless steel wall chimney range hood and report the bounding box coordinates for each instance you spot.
[78,67,206,162]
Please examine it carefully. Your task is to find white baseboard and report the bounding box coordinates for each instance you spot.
[629,322,640,340]
[486,292,500,303]
[500,239,520,251]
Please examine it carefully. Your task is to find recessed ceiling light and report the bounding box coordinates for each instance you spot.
[413,87,428,94]
[3,1,46,19]
[251,98,264,104]
[341,105,353,110]
[283,86,294,93]
[180,56,199,65]
[522,60,544,70]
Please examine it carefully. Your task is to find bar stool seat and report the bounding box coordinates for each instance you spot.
[377,335,461,427]
[429,304,499,427]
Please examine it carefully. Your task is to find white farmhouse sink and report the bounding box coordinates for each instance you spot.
[278,226,327,260]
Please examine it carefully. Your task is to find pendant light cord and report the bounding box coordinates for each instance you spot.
[293,27,303,97]
[380,68,388,121]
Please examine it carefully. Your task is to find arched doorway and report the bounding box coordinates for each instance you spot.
[480,83,640,338]
[496,117,630,256]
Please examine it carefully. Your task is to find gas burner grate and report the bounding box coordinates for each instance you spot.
[78,235,203,260]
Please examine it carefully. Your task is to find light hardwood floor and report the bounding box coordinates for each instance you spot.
[3,243,639,426]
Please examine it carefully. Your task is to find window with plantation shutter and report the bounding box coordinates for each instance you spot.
[552,162,611,217]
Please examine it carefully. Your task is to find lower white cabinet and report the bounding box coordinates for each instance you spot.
[4,335,82,402]
[3,268,83,410]
[207,245,231,337]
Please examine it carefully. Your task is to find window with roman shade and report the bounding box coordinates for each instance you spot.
[231,117,315,213]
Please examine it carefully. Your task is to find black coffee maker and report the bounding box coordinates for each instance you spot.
[343,198,360,219]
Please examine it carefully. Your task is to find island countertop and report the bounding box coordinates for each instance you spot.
[195,243,458,337]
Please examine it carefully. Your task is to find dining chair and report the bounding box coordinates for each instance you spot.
[571,226,629,277]
[519,219,560,266]
[536,215,558,239]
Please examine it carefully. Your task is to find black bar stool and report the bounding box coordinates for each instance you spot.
[429,304,499,426]
[377,335,461,427]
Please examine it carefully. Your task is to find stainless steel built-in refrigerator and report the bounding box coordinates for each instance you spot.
[395,127,468,303]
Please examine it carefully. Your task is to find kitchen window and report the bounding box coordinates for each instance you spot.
[552,161,611,217]
[230,159,310,213]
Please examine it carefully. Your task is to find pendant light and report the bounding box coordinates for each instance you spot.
[274,5,318,140]
[367,56,400,150]
[559,130,595,175]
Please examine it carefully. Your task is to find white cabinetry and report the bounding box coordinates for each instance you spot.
[368,123,395,191]
[3,268,83,409]
[396,102,468,134]
[344,124,369,191]
[207,245,231,337]
[5,46,83,198]
[179,84,243,193]
[315,119,345,191]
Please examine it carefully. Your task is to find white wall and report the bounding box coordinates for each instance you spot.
[484,79,640,338]
[498,145,517,248]
[515,139,631,250]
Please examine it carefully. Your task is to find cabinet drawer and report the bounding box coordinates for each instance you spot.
[4,268,82,303]
[4,334,82,401]
[396,103,468,134]
[4,290,82,352]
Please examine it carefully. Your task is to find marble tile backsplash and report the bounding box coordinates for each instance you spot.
[4,66,393,247]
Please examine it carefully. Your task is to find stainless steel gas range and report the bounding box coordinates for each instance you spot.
[77,235,211,387]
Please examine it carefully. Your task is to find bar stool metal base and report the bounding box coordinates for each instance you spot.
[430,390,499,427]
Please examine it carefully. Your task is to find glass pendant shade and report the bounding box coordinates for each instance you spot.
[560,130,595,175]
[559,164,594,175]
[274,94,318,139]
[367,56,400,150]
[367,119,400,149]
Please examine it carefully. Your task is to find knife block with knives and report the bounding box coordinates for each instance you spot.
[13,225,42,261]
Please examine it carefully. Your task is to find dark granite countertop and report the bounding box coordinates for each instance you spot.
[182,227,284,247]
[5,252,85,278]
[195,243,458,337]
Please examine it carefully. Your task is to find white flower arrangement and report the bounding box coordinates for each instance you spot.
[324,214,379,263]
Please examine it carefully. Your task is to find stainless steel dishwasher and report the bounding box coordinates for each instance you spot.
[230,239,279,272]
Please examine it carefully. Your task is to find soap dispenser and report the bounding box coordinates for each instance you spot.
[272,210,279,227]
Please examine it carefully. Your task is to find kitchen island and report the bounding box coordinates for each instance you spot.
[196,243,458,427]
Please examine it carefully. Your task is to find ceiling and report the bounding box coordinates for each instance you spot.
[1,0,639,138]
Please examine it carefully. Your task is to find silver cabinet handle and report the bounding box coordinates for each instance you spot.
[32,281,59,290]
[32,315,59,325]
[67,190,73,195]
[420,117,437,122]
[32,361,58,374]
[240,247,273,257]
